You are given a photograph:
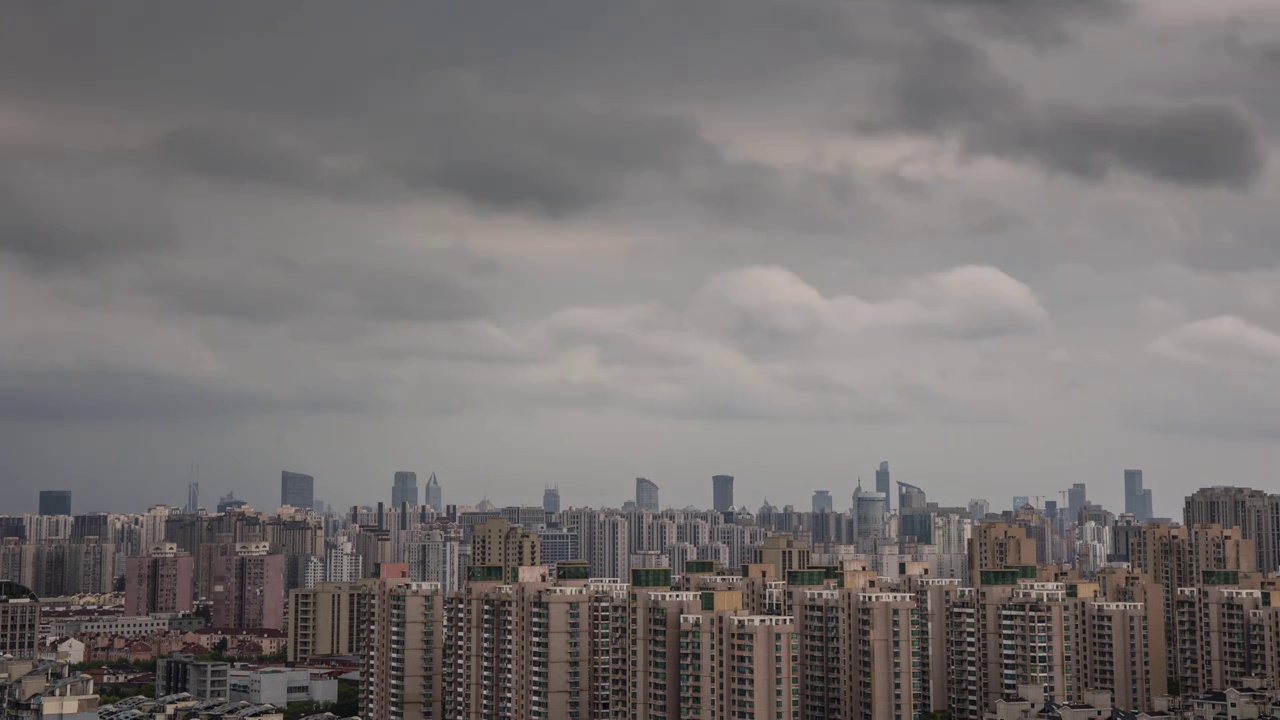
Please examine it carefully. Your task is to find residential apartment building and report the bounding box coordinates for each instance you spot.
[123,542,195,616]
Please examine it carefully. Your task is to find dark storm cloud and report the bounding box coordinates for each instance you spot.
[867,22,1267,188]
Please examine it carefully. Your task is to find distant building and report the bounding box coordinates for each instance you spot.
[210,542,286,630]
[898,481,927,511]
[1067,483,1087,520]
[280,471,314,510]
[424,472,442,511]
[38,490,71,517]
[392,471,418,507]
[124,542,195,616]
[635,477,660,512]
[1184,485,1280,574]
[712,475,734,512]
[967,498,990,521]
[542,486,561,515]
[812,490,833,514]
[1124,469,1153,522]
[875,461,891,509]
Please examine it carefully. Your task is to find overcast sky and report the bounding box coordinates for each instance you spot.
[3,1,1279,516]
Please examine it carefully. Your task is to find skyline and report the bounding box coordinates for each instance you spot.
[3,1,1280,515]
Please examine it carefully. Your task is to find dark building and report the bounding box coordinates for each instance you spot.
[71,513,110,542]
[542,486,560,515]
[38,490,71,516]
[635,478,660,512]
[392,471,418,507]
[875,461,891,511]
[1124,469,1153,522]
[712,475,734,512]
[0,581,40,659]
[1067,483,1087,520]
[897,481,926,511]
[812,491,833,514]
[280,471,315,510]
[425,472,442,511]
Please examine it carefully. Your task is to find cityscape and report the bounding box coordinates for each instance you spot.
[2,469,1280,719]
[5,1,1280,720]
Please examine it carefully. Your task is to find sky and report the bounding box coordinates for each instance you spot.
[2,1,1279,516]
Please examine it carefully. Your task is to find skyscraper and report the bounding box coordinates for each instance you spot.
[280,471,314,510]
[424,472,442,510]
[38,490,71,516]
[967,498,990,521]
[812,490,833,513]
[542,485,560,514]
[391,471,418,507]
[712,474,734,512]
[1064,484,1085,517]
[875,461,890,509]
[635,477,660,512]
[1124,469,1152,522]
[898,481,927,511]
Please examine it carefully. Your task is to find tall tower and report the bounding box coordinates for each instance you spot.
[184,482,199,514]
[281,471,315,510]
[1124,469,1151,522]
[424,472,442,511]
[812,491,833,513]
[542,485,561,515]
[712,475,734,512]
[38,490,72,516]
[635,477,660,512]
[875,461,890,511]
[391,471,418,507]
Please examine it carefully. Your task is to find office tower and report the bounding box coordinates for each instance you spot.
[1043,499,1057,519]
[1124,468,1153,522]
[1068,483,1087,519]
[0,581,40,659]
[542,485,560,514]
[967,498,990,521]
[1011,495,1030,512]
[852,484,888,548]
[210,542,286,629]
[811,490,833,514]
[281,470,315,510]
[898,481,927,511]
[185,481,200,514]
[424,471,442,510]
[635,477,660,512]
[712,474,734,512]
[1184,485,1280,573]
[470,518,541,580]
[392,471,418,507]
[124,542,195,616]
[38,490,71,517]
[874,460,891,502]
[287,581,361,663]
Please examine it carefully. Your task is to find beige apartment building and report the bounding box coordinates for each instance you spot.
[287,581,360,663]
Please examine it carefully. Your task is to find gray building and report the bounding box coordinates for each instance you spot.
[812,490,833,514]
[424,472,442,511]
[38,491,71,517]
[852,484,887,547]
[874,461,890,510]
[635,478,660,512]
[0,581,39,659]
[1184,485,1280,574]
[391,471,418,507]
[157,653,230,701]
[1124,469,1153,522]
[712,475,734,512]
[542,486,560,515]
[280,471,314,510]
[538,528,579,572]
[967,498,990,521]
[898,481,927,511]
[1067,483,1087,520]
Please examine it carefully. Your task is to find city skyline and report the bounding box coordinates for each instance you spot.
[2,1,1279,533]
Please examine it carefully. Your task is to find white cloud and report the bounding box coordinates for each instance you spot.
[1149,315,1280,371]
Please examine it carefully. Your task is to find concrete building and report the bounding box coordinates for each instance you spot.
[0,660,97,719]
[124,542,195,616]
[38,491,72,517]
[635,477,660,512]
[392,471,419,508]
[156,653,230,701]
[227,667,337,706]
[1184,486,1280,574]
[280,471,314,511]
[898,481,927,511]
[286,581,360,663]
[968,521,1037,584]
[967,498,990,521]
[750,534,811,578]
[0,581,40,660]
[712,475,734,513]
[470,518,540,581]
[210,542,285,630]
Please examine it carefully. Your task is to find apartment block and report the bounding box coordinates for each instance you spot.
[209,542,286,630]
[0,581,40,660]
[360,577,445,720]
[287,581,360,663]
[124,542,195,616]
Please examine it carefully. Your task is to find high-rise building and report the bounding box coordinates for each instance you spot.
[875,461,891,510]
[210,542,286,630]
[1012,495,1030,512]
[281,471,315,510]
[811,490,833,514]
[424,471,442,510]
[635,477,660,512]
[711,474,734,512]
[542,485,560,514]
[0,581,40,659]
[852,484,888,548]
[38,490,71,517]
[967,498,990,521]
[898,481,927,511]
[286,581,361,663]
[1184,485,1280,574]
[361,577,446,720]
[391,471,418,507]
[969,521,1037,583]
[124,542,195,616]
[1124,469,1153,522]
[1067,483,1087,519]
[471,518,541,581]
